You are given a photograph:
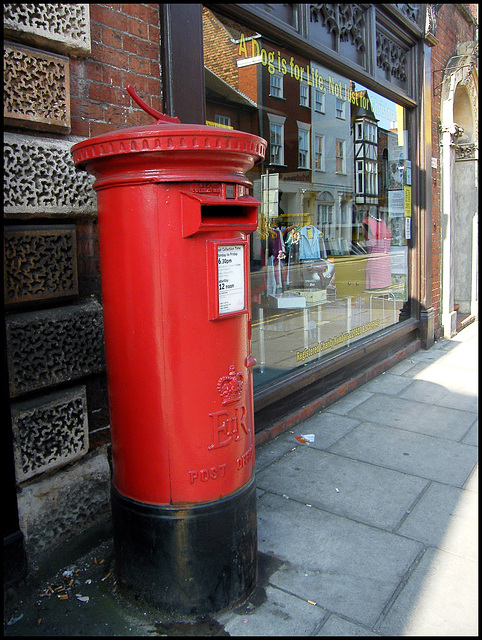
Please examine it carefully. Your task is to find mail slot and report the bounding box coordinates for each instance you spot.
[71,86,266,614]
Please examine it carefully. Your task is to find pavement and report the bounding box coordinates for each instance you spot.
[4,321,478,636]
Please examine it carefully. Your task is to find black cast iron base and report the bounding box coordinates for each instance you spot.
[111,478,257,615]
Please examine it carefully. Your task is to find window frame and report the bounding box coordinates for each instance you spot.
[214,114,232,128]
[267,113,286,166]
[269,71,284,98]
[335,138,346,174]
[314,88,325,113]
[297,121,311,169]
[335,98,345,119]
[299,82,309,107]
[314,133,325,171]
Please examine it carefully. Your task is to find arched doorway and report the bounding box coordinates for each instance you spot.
[440,42,478,337]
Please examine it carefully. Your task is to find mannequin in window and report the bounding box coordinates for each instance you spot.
[363,207,392,289]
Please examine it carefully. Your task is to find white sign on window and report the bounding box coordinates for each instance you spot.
[217,245,245,315]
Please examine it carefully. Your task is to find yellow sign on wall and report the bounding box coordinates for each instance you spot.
[404,186,411,217]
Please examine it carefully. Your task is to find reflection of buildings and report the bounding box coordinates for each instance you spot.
[203,8,357,236]
[311,63,354,251]
[203,8,260,138]
[234,31,314,222]
[205,67,258,134]
[202,7,405,255]
[352,89,379,208]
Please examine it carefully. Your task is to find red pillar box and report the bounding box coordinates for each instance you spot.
[71,86,266,614]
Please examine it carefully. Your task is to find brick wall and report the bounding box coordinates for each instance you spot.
[70,3,162,310]
[70,4,162,138]
[72,4,163,447]
[430,4,477,338]
[69,3,163,443]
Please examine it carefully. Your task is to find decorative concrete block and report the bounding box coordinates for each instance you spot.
[4,42,71,133]
[11,386,89,483]
[3,3,91,56]
[6,299,105,397]
[3,133,96,217]
[4,225,78,307]
[17,446,111,555]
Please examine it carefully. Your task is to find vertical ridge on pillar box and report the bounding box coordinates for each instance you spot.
[71,99,266,613]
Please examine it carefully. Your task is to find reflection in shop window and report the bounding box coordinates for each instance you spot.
[270,72,283,98]
[381,148,389,192]
[356,160,364,194]
[366,161,377,196]
[317,193,334,226]
[202,6,411,389]
[314,88,325,113]
[336,139,346,173]
[366,122,377,142]
[314,134,325,171]
[215,114,231,128]
[298,123,310,169]
[268,113,285,166]
[270,125,282,164]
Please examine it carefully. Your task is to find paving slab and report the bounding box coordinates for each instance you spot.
[257,446,428,530]
[464,461,478,490]
[402,357,478,390]
[376,547,478,636]
[316,613,380,636]
[437,389,478,413]
[383,357,419,376]
[357,373,413,396]
[256,492,422,627]
[325,388,374,416]
[255,436,298,473]
[439,342,478,372]
[462,419,478,445]
[346,394,475,440]
[398,358,478,409]
[328,422,478,487]
[396,481,478,561]
[279,412,361,450]
[409,347,448,362]
[217,584,327,636]
[398,379,478,413]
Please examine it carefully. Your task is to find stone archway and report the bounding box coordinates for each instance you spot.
[440,42,478,337]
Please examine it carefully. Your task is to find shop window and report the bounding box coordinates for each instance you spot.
[202,7,411,390]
